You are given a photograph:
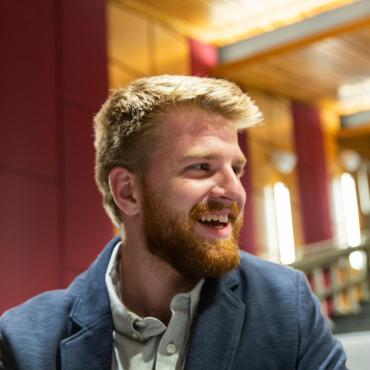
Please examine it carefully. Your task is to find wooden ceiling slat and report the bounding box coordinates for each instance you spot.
[115,0,358,45]
[112,0,370,106]
[216,24,370,104]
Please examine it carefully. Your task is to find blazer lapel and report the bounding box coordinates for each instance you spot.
[185,271,246,370]
[59,238,119,370]
[60,315,113,370]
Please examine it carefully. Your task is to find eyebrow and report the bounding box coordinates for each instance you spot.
[179,152,247,166]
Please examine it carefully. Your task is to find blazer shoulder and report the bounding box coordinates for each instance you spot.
[226,254,347,369]
[234,251,310,315]
[0,272,89,369]
[1,290,72,339]
[239,251,303,288]
[0,270,87,347]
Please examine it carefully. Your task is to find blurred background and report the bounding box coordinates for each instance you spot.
[1,0,370,367]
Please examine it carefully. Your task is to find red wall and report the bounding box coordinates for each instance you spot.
[292,101,333,244]
[0,0,112,313]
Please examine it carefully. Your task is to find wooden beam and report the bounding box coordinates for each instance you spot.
[337,123,370,138]
[216,1,370,71]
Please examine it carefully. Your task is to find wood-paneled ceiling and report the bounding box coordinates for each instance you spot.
[112,0,370,113]
[113,0,355,46]
[214,25,370,108]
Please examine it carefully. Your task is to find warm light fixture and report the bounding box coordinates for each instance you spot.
[340,150,362,172]
[349,250,366,270]
[332,173,362,247]
[274,182,296,264]
[358,163,370,215]
[338,78,370,114]
[338,78,370,99]
[331,177,347,245]
[271,149,297,175]
[341,173,362,247]
[209,0,356,44]
[264,182,296,264]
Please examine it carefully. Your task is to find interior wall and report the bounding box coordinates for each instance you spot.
[107,2,190,88]
[246,90,304,257]
[0,0,112,313]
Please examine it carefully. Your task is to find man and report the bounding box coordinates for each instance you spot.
[0,75,346,369]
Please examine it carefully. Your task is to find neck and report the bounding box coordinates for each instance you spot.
[118,234,198,324]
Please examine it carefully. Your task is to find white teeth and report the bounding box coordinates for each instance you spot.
[199,214,228,223]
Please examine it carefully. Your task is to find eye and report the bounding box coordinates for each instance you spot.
[183,163,212,178]
[191,163,210,172]
[233,165,245,178]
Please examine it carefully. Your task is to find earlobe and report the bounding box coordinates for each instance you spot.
[108,167,140,216]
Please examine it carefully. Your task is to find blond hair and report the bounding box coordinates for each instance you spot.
[94,75,262,225]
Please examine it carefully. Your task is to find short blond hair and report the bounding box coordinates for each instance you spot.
[94,75,262,225]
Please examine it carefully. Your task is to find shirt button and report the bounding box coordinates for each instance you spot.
[131,332,139,340]
[166,343,177,354]
[134,320,146,328]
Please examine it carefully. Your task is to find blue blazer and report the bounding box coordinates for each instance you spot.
[0,238,347,369]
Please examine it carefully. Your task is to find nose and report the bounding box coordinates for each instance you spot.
[210,166,246,208]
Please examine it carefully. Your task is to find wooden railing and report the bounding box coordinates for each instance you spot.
[290,237,370,317]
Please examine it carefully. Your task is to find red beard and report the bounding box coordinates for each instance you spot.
[142,185,243,279]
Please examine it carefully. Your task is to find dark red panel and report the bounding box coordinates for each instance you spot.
[189,38,218,77]
[61,0,108,111]
[0,172,59,314]
[14,0,55,19]
[62,105,113,271]
[292,101,333,244]
[0,0,58,179]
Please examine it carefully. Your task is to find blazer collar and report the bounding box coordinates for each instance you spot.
[60,237,121,370]
[69,237,120,327]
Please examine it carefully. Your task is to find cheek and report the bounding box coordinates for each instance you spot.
[164,180,211,208]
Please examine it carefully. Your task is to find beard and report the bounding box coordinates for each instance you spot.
[142,185,243,279]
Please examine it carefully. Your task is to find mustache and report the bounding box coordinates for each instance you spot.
[190,200,241,223]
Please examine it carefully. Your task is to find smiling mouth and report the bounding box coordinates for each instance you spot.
[197,214,229,229]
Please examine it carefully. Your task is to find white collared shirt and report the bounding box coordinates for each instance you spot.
[105,242,204,370]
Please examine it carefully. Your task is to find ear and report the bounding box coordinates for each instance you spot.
[108,167,141,216]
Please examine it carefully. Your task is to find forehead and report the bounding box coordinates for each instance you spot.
[152,109,244,162]
[166,108,236,137]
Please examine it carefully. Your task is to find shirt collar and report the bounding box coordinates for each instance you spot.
[105,241,204,341]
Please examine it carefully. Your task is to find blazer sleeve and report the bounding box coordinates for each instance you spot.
[0,325,5,370]
[0,315,17,370]
[296,271,348,370]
